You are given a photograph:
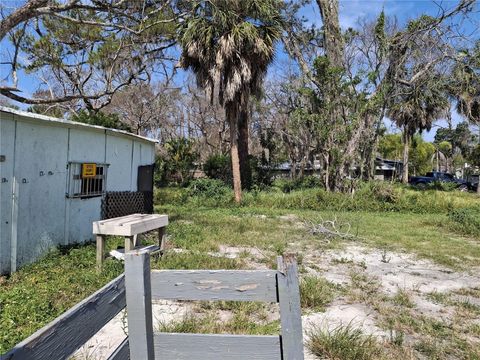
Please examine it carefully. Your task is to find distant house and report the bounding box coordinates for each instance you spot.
[374,157,403,181]
[0,106,157,274]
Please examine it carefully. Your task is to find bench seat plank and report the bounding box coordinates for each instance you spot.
[93,214,168,236]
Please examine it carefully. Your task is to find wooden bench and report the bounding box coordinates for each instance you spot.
[93,213,168,271]
[123,250,304,360]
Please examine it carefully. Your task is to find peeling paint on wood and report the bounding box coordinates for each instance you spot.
[150,270,277,302]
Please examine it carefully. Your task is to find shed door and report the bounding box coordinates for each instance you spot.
[137,164,154,192]
[138,164,154,213]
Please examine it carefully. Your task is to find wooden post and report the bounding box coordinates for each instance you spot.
[277,255,304,360]
[96,235,105,272]
[125,236,135,252]
[158,227,166,251]
[125,250,154,360]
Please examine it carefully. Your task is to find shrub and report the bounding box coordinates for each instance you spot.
[155,138,198,187]
[188,178,231,199]
[203,154,232,184]
[426,180,459,192]
[273,175,323,193]
[154,187,188,205]
[447,207,480,236]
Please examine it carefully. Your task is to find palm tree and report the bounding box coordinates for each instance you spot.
[451,42,480,193]
[453,42,480,125]
[388,76,450,183]
[179,0,283,202]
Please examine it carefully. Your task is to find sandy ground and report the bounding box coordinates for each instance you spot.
[73,234,480,359]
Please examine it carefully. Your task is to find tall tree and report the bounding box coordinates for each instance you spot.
[178,0,282,202]
[451,40,480,193]
[388,75,450,183]
[0,1,177,110]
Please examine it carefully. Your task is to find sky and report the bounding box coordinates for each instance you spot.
[1,0,479,141]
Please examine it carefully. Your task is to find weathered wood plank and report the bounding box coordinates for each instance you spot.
[277,255,304,360]
[124,236,135,252]
[2,275,126,360]
[150,270,278,302]
[158,227,166,251]
[153,333,281,360]
[124,251,154,360]
[107,338,130,360]
[93,214,168,236]
[96,234,105,272]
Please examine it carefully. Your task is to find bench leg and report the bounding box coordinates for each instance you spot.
[96,235,105,272]
[158,227,166,251]
[125,236,135,252]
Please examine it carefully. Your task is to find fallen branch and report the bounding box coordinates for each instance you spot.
[305,217,360,240]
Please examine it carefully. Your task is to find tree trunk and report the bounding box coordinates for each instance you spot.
[316,0,343,65]
[317,0,346,192]
[402,131,410,184]
[228,107,242,202]
[238,104,251,190]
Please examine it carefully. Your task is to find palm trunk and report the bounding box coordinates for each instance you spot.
[238,105,251,190]
[227,107,242,202]
[402,131,409,184]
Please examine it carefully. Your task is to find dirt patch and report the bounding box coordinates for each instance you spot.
[305,245,480,296]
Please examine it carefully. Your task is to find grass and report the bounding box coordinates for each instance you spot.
[1,186,479,355]
[0,241,124,353]
[307,324,384,360]
[157,301,280,336]
[300,276,338,311]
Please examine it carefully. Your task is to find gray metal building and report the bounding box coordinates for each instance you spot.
[0,106,156,274]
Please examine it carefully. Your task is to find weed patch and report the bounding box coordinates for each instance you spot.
[307,324,383,360]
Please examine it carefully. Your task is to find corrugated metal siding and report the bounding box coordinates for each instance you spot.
[14,121,69,268]
[0,110,156,274]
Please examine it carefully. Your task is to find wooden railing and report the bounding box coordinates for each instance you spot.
[2,252,304,360]
[124,251,304,360]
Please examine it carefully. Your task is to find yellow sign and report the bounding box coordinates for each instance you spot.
[82,163,97,178]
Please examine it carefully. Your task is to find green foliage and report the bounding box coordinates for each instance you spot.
[159,180,478,214]
[469,145,480,167]
[434,122,475,159]
[425,180,459,192]
[273,176,323,193]
[448,207,480,236]
[451,40,480,125]
[300,276,336,311]
[188,178,231,199]
[203,154,232,184]
[71,110,131,131]
[0,240,124,353]
[307,324,383,360]
[379,134,403,159]
[409,136,435,176]
[155,138,198,186]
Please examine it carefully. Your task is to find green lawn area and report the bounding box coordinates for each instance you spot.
[1,188,479,355]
